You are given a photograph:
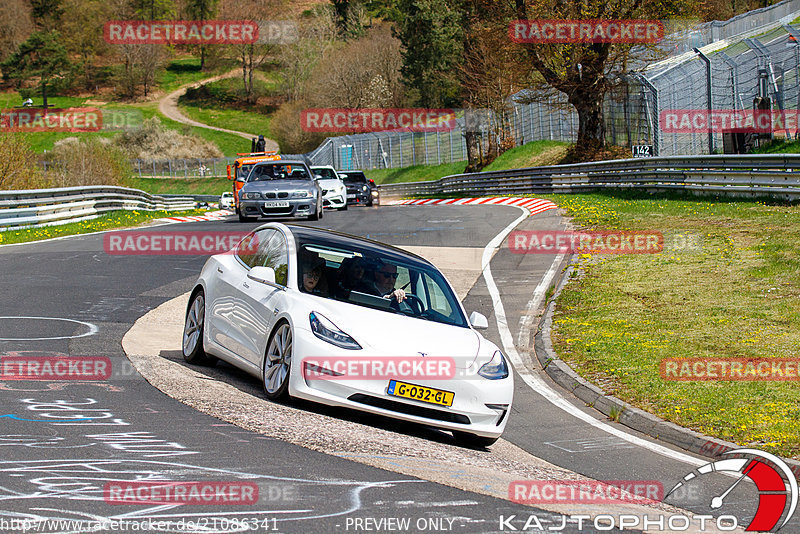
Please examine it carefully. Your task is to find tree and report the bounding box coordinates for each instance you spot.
[59,0,110,88]
[395,0,464,107]
[221,0,280,105]
[1,31,70,108]
[459,9,528,170]
[185,0,219,70]
[30,0,63,31]
[129,0,175,19]
[0,0,34,62]
[511,0,694,156]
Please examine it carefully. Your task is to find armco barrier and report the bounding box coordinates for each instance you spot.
[0,186,195,231]
[377,154,800,201]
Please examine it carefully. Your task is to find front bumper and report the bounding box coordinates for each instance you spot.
[240,198,316,218]
[322,193,346,208]
[346,189,371,205]
[290,330,513,438]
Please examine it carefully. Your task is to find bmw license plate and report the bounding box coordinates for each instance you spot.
[387,380,454,407]
[264,201,290,208]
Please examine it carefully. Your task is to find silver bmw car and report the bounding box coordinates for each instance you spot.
[238,160,323,222]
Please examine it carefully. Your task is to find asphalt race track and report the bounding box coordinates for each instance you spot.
[0,204,794,534]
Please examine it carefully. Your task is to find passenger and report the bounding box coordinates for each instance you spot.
[335,256,369,298]
[299,251,326,295]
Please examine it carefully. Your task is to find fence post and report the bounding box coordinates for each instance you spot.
[412,133,416,165]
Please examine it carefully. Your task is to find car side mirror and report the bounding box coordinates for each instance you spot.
[247,266,281,288]
[469,311,488,330]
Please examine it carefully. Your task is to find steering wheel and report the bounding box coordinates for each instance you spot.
[393,293,423,316]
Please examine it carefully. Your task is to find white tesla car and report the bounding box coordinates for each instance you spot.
[310,166,348,211]
[182,223,513,446]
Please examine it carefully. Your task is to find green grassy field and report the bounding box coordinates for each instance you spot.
[544,192,800,459]
[365,140,570,184]
[0,208,206,245]
[753,138,800,154]
[157,57,237,94]
[125,176,231,196]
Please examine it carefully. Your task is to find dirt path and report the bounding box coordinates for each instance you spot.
[158,69,279,152]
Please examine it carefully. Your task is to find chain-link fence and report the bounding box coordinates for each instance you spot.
[130,158,236,179]
[306,0,800,168]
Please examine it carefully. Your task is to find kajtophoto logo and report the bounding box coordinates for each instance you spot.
[509,20,664,43]
[666,448,798,532]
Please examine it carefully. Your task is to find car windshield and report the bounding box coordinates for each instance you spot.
[247,163,311,182]
[313,168,337,180]
[296,239,468,328]
[340,172,366,183]
[237,164,252,179]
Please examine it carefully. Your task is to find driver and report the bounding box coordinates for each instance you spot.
[369,260,406,303]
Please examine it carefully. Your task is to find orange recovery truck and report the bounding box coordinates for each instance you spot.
[227,151,281,214]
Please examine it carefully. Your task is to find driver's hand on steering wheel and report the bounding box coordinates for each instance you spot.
[384,289,406,303]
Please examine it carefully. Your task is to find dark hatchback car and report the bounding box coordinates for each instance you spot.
[339,170,379,206]
[238,160,323,222]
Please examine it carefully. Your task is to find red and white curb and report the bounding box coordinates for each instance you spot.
[157,210,234,223]
[385,197,558,216]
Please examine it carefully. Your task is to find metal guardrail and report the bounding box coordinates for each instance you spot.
[0,186,195,231]
[377,154,800,201]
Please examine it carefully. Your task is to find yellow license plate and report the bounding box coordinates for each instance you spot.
[387,380,454,407]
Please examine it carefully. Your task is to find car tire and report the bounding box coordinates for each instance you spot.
[338,203,348,211]
[308,201,321,221]
[263,321,292,401]
[366,198,373,207]
[239,211,255,222]
[182,290,215,366]
[452,431,498,448]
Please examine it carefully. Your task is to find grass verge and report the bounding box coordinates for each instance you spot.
[365,140,570,185]
[0,208,206,245]
[543,192,800,459]
[125,176,231,196]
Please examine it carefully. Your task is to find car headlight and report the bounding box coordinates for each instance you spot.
[361,185,368,191]
[242,192,262,200]
[292,190,312,198]
[309,312,361,350]
[478,350,509,380]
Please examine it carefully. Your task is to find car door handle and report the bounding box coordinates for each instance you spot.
[217,267,223,273]
[242,282,250,289]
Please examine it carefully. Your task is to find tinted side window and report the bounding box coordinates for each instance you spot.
[235,230,288,285]
[256,230,289,285]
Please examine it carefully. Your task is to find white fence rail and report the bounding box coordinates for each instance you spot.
[0,186,195,231]
[378,154,800,201]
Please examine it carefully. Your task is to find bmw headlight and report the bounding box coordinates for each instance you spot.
[292,190,312,198]
[478,350,509,380]
[361,185,368,191]
[242,192,262,200]
[309,312,361,350]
